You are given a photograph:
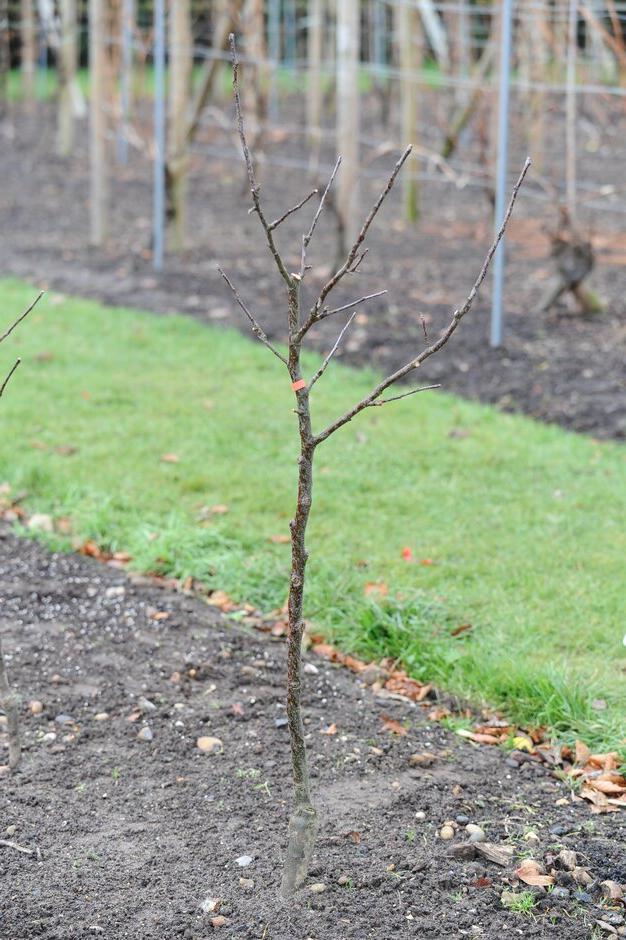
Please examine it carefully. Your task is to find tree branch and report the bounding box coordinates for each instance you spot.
[297,146,413,341]
[0,359,21,399]
[218,267,288,366]
[316,289,387,324]
[304,156,342,249]
[308,312,357,390]
[367,384,441,407]
[229,34,293,290]
[269,190,319,232]
[313,158,531,446]
[0,291,44,344]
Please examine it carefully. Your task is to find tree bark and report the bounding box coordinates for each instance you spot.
[397,1,421,222]
[57,0,77,156]
[307,0,323,144]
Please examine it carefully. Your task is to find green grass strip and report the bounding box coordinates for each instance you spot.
[0,278,624,751]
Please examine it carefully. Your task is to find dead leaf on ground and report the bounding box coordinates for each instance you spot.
[269,534,290,544]
[515,859,555,887]
[364,581,388,598]
[321,723,337,736]
[150,611,170,621]
[160,453,180,464]
[207,590,236,612]
[385,675,432,702]
[381,714,408,736]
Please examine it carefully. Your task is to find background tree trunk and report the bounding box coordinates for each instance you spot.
[336,0,360,248]
[397,1,421,222]
[89,0,108,245]
[57,0,77,156]
[21,0,36,108]
[168,0,192,251]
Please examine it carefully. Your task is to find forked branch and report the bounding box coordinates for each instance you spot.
[313,158,531,445]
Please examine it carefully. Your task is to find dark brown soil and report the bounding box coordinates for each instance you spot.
[0,102,625,440]
[1,528,625,939]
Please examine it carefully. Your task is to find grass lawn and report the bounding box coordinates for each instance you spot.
[0,278,624,751]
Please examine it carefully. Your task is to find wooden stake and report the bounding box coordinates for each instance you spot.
[336,0,360,247]
[21,0,36,108]
[307,0,323,144]
[397,1,421,222]
[89,0,108,245]
[57,0,77,156]
[168,0,192,251]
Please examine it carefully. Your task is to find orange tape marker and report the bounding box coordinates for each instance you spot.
[291,379,306,392]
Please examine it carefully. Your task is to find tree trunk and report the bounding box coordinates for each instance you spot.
[336,0,360,249]
[0,0,9,121]
[281,318,317,898]
[89,0,108,245]
[21,0,36,108]
[167,0,192,251]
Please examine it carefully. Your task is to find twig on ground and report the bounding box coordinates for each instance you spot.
[0,839,34,855]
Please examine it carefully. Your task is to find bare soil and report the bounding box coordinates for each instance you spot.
[0,102,625,440]
[1,528,625,939]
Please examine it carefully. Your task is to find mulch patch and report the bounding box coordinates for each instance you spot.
[1,105,625,440]
[1,528,625,939]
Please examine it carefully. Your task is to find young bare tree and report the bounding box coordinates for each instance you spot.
[219,36,529,897]
[0,291,43,774]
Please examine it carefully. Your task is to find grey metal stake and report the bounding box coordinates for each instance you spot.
[490,0,514,348]
[117,0,133,165]
[153,0,166,272]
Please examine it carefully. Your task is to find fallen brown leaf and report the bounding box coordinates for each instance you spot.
[160,453,180,464]
[515,859,555,887]
[381,715,408,736]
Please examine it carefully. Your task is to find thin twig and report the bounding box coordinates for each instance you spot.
[0,291,44,345]
[229,34,293,290]
[218,268,288,366]
[313,159,531,445]
[304,156,342,248]
[0,359,21,399]
[308,312,357,390]
[269,190,319,232]
[297,146,412,341]
[367,384,441,407]
[317,289,387,324]
[0,840,33,855]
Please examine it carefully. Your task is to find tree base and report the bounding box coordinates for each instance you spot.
[280,802,317,898]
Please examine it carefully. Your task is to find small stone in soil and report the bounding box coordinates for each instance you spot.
[309,883,326,893]
[41,732,57,743]
[236,855,253,867]
[94,712,109,721]
[415,811,426,821]
[6,824,16,836]
[137,726,153,742]
[211,916,228,928]
[29,700,43,715]
[303,662,318,674]
[550,824,576,836]
[439,825,455,840]
[557,849,577,870]
[138,696,157,713]
[239,878,254,889]
[55,714,74,726]
[274,717,288,728]
[574,891,593,904]
[337,875,350,886]
[197,736,223,753]
[456,815,470,825]
[200,897,221,914]
[467,828,486,843]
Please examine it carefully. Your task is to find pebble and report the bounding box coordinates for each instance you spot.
[601,913,625,927]
[573,890,593,904]
[200,897,221,914]
[303,663,319,675]
[105,586,125,598]
[309,883,326,893]
[41,732,57,743]
[239,878,254,889]
[439,825,455,840]
[138,697,157,713]
[55,714,74,726]
[415,811,426,821]
[6,825,16,836]
[29,700,43,715]
[137,727,153,742]
[456,815,470,825]
[211,916,228,928]
[557,849,577,870]
[94,713,109,722]
[573,867,593,886]
[337,875,350,886]
[467,828,486,844]
[551,887,570,901]
[197,736,223,754]
[236,855,253,867]
[274,717,288,728]
[550,824,575,836]
[523,831,541,845]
